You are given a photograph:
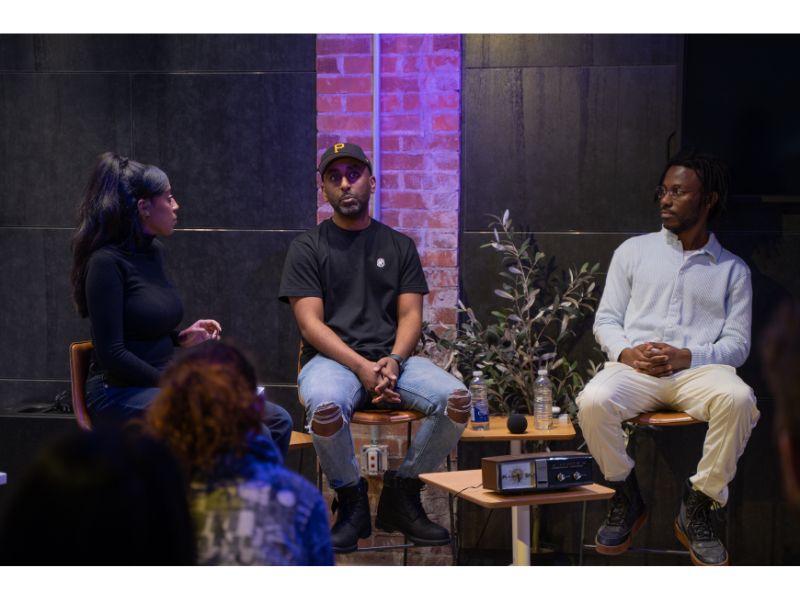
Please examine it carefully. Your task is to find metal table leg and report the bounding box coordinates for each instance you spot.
[511,505,531,566]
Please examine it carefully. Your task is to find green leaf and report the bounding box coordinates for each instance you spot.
[560,314,569,335]
[494,289,515,301]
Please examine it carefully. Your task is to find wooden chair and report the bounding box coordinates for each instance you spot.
[309,406,426,564]
[69,340,94,431]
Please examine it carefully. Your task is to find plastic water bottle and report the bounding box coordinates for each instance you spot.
[534,368,553,430]
[469,371,489,430]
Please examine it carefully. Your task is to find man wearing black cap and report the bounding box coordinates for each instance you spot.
[279,142,470,554]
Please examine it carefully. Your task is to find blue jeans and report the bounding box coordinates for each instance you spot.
[85,374,160,425]
[299,355,467,489]
[86,375,293,462]
[257,387,294,462]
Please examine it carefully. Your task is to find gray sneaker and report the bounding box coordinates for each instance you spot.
[674,480,729,566]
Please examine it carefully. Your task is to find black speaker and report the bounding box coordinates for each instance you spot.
[507,413,528,434]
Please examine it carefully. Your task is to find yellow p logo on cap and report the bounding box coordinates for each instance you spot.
[334,143,345,153]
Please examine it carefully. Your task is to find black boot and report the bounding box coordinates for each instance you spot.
[595,470,647,555]
[330,478,371,554]
[375,470,450,546]
[674,480,729,566]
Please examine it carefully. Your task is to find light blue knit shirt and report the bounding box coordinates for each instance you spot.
[594,228,752,369]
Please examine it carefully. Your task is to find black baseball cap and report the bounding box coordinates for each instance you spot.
[318,142,372,176]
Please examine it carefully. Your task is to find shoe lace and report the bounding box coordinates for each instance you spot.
[605,491,629,527]
[686,493,720,541]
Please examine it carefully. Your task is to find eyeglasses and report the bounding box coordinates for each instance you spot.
[654,185,699,200]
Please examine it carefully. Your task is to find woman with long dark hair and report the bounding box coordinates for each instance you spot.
[70,153,291,456]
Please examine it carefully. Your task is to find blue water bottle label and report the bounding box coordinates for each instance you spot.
[472,402,489,423]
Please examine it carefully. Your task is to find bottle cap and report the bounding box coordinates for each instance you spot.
[537,368,547,375]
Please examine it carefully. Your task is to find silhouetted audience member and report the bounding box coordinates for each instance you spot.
[0,428,195,565]
[144,340,333,565]
[761,298,800,510]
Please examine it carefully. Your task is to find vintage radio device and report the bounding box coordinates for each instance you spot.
[481,451,593,494]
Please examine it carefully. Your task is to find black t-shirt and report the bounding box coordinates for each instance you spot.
[85,238,184,387]
[279,218,428,365]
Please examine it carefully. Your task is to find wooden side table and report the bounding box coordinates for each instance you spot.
[458,415,577,563]
[421,469,613,566]
[460,415,576,452]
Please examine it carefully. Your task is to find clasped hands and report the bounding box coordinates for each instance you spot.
[357,356,402,404]
[178,319,222,347]
[619,342,691,377]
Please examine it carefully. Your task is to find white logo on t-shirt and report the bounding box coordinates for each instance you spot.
[376,258,386,268]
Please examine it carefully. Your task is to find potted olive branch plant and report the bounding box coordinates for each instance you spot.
[421,210,601,418]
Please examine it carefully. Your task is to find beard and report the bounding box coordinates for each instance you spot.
[332,194,369,218]
[661,212,700,235]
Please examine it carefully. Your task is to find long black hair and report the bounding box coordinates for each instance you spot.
[71,152,169,317]
[659,149,731,221]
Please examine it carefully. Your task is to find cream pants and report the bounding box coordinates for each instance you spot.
[576,362,759,505]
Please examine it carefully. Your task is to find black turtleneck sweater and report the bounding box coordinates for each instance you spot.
[85,237,184,387]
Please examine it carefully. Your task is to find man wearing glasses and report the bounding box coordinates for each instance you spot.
[279,143,469,554]
[577,150,759,566]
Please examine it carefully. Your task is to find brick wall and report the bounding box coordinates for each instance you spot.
[316,33,461,329]
[315,34,462,566]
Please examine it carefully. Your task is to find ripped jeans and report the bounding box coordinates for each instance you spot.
[299,355,468,489]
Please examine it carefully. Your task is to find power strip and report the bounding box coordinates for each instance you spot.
[360,443,389,476]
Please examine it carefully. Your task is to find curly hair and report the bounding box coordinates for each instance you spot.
[144,341,263,477]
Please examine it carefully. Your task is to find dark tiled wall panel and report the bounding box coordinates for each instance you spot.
[131,73,316,230]
[0,34,315,414]
[162,230,302,384]
[463,65,679,232]
[0,34,314,72]
[464,34,682,68]
[0,74,132,227]
[0,229,87,381]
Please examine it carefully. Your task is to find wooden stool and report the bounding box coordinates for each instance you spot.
[351,408,423,447]
[295,350,453,564]
[626,411,702,428]
[336,409,425,564]
[584,410,707,561]
[68,340,94,431]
